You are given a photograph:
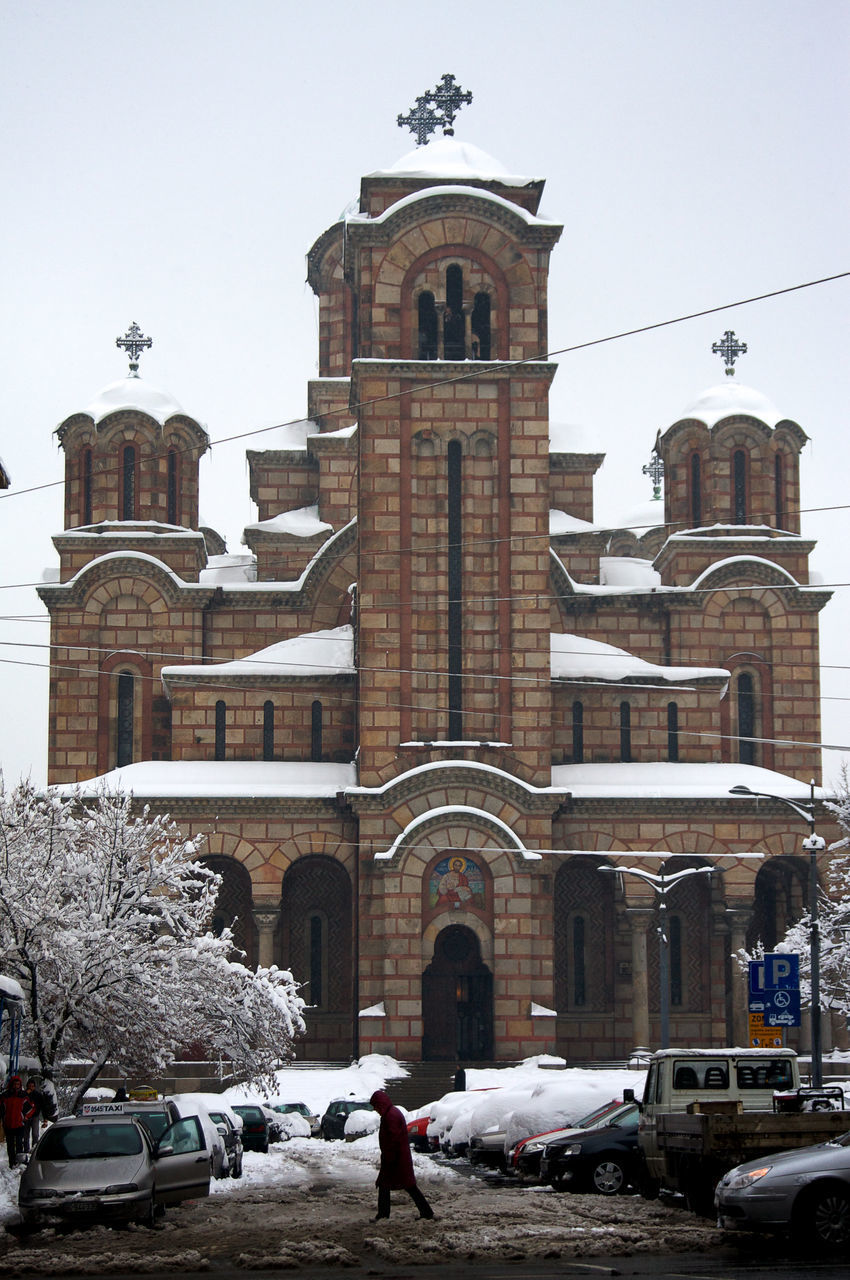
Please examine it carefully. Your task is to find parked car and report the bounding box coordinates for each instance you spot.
[261,1105,285,1143]
[320,1098,374,1141]
[273,1102,320,1137]
[232,1103,277,1153]
[513,1100,637,1181]
[80,1097,180,1144]
[204,1107,244,1178]
[407,1112,431,1152]
[540,1109,641,1195]
[715,1129,850,1250]
[18,1112,210,1228]
[167,1096,230,1179]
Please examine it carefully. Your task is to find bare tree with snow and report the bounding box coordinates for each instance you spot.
[0,781,304,1110]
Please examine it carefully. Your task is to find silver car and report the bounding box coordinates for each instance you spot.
[18,1111,211,1228]
[715,1129,850,1250]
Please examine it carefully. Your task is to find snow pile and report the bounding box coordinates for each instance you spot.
[551,632,727,684]
[504,1071,646,1152]
[243,503,333,539]
[223,1053,407,1116]
[162,624,354,681]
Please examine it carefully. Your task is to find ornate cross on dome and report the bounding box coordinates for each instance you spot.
[116,322,152,376]
[711,329,747,377]
[397,75,473,146]
[642,436,665,500]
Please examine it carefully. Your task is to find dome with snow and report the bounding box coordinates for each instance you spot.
[82,375,186,426]
[371,135,534,186]
[677,382,784,429]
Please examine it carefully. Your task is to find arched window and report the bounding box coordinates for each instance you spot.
[774,453,785,529]
[571,700,584,763]
[116,670,135,767]
[447,439,463,737]
[214,700,226,761]
[736,672,756,765]
[554,861,615,1015]
[689,452,702,527]
[571,915,586,1006]
[263,700,274,761]
[81,448,93,525]
[444,264,465,360]
[667,701,679,762]
[121,444,137,521]
[418,291,438,360]
[471,292,491,360]
[619,701,632,762]
[733,449,748,524]
[279,856,352,1017]
[167,448,179,525]
[308,912,325,1006]
[311,699,323,762]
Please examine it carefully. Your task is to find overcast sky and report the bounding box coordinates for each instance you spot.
[1,0,848,790]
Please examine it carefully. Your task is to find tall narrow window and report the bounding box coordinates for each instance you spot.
[572,916,586,1006]
[418,291,438,360]
[263,700,274,761]
[116,670,135,767]
[121,445,137,521]
[471,292,491,360]
[670,914,683,1006]
[167,448,179,525]
[81,448,93,525]
[571,700,584,763]
[737,672,756,765]
[619,701,632,762]
[447,439,463,738]
[309,914,323,1006]
[444,264,465,359]
[774,453,784,528]
[667,701,679,762]
[311,700,323,762]
[733,449,748,524]
[689,452,702,527]
[214,700,226,761]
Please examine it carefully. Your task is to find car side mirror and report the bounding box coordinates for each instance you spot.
[623,1088,634,1103]
[155,1143,175,1159]
[216,1124,227,1136]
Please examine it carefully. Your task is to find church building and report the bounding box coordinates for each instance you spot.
[39,81,839,1065]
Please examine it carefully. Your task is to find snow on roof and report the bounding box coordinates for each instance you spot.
[199,554,257,585]
[0,975,25,1002]
[80,375,189,426]
[689,555,800,589]
[550,762,828,801]
[269,418,319,451]
[371,135,533,185]
[161,624,354,683]
[58,520,201,539]
[373,805,542,862]
[56,760,357,800]
[599,558,661,589]
[593,496,666,535]
[677,382,785,429]
[549,510,596,536]
[243,504,334,539]
[551,633,727,685]
[352,184,558,229]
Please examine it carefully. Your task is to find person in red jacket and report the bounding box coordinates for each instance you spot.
[1,1076,35,1168]
[370,1089,434,1221]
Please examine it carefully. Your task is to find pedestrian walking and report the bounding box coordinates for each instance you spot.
[1,1075,35,1168]
[369,1089,434,1221]
[22,1080,43,1153]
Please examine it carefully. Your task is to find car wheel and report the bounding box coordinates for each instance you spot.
[797,1184,850,1251]
[591,1157,627,1196]
[549,1170,570,1192]
[231,1153,243,1178]
[140,1196,157,1229]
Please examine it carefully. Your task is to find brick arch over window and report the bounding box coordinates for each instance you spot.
[747,855,808,952]
[97,650,154,772]
[554,860,614,1013]
[201,854,258,967]
[278,855,352,1015]
[399,245,512,360]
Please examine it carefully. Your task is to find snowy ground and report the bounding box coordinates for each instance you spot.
[0,1054,833,1274]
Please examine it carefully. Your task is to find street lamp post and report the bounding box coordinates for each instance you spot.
[729,780,825,1088]
[600,863,716,1049]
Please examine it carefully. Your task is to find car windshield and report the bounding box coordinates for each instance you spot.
[123,1109,170,1141]
[234,1106,264,1122]
[278,1104,309,1116]
[38,1123,143,1160]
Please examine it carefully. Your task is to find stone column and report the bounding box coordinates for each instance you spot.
[627,908,654,1052]
[726,908,752,1047]
[253,905,280,969]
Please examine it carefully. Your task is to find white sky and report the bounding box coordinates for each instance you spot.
[1,0,848,789]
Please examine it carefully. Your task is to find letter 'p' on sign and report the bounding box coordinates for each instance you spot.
[764,953,799,989]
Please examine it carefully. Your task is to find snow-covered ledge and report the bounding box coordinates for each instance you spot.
[358,1002,386,1018]
[530,1002,558,1018]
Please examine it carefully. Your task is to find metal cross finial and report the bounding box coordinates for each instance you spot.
[428,73,473,136]
[398,75,473,146]
[642,441,665,500]
[711,330,747,377]
[116,322,152,376]
[397,95,441,146]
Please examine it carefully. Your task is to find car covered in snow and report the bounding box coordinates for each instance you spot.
[320,1097,375,1141]
[273,1101,320,1137]
[18,1111,210,1228]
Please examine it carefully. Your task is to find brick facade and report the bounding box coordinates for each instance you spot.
[38,138,840,1064]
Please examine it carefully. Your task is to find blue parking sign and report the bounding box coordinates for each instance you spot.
[764,953,799,990]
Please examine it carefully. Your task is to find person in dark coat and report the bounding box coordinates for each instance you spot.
[22,1080,44,1153]
[370,1089,434,1221]
[1,1076,35,1167]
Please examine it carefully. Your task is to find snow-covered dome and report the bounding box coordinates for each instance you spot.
[83,375,185,426]
[678,382,784,429]
[597,497,666,535]
[372,136,533,185]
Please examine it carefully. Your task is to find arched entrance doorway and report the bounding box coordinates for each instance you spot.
[422,924,493,1061]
